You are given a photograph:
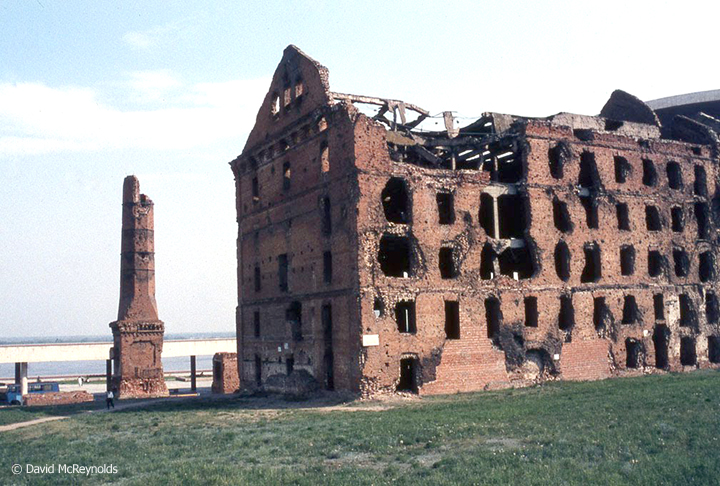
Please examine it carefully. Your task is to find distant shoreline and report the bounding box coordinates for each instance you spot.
[0,332,236,379]
[0,331,235,346]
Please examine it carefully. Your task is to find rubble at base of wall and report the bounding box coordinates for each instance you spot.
[23,391,95,406]
[115,378,169,399]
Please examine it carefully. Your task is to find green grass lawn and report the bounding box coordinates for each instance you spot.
[2,370,719,485]
[0,401,104,427]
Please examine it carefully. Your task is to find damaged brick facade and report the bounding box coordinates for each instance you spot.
[109,176,168,398]
[230,45,720,396]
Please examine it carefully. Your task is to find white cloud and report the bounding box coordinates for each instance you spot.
[122,21,182,50]
[0,76,270,155]
[122,17,202,51]
[122,31,154,50]
[126,70,183,103]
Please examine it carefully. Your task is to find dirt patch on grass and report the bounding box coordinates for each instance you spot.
[483,437,523,450]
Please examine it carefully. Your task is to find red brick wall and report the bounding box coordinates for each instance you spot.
[212,352,240,394]
[23,391,94,406]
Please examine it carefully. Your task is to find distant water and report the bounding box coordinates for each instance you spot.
[0,332,235,381]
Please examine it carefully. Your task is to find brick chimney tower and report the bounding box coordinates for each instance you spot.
[109,176,168,398]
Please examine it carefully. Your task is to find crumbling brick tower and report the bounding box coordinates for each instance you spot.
[231,46,720,396]
[109,176,168,398]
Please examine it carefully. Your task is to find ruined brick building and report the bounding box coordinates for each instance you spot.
[110,176,168,398]
[230,45,720,396]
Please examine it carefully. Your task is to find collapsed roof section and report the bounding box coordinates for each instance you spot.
[332,85,720,172]
[238,45,720,170]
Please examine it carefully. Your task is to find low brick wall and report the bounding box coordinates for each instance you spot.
[23,391,95,406]
[212,352,240,394]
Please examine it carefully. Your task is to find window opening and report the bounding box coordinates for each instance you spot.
[381,178,410,223]
[436,193,455,225]
[271,94,280,116]
[594,297,611,334]
[648,250,664,277]
[254,265,261,292]
[559,295,574,341]
[680,337,697,366]
[497,151,523,183]
[498,247,534,280]
[373,298,384,318]
[323,251,333,284]
[548,142,568,179]
[255,355,262,386]
[282,161,291,191]
[397,357,418,393]
[252,177,260,203]
[695,202,710,239]
[679,294,696,328]
[579,196,598,229]
[645,206,661,231]
[485,296,501,339]
[439,247,457,279]
[614,156,631,183]
[480,243,497,280]
[498,194,527,239]
[642,159,657,186]
[708,336,720,364]
[283,86,292,107]
[524,296,538,327]
[581,244,601,283]
[378,235,412,277]
[620,246,635,276]
[694,165,707,196]
[321,196,332,235]
[444,301,460,339]
[622,295,639,324]
[254,311,260,338]
[479,193,495,238]
[616,203,630,231]
[673,249,689,277]
[654,294,664,321]
[320,142,330,173]
[396,301,416,334]
[287,301,302,341]
[699,251,714,282]
[278,254,289,292]
[653,325,670,369]
[667,161,682,190]
[706,292,719,324]
[322,304,334,390]
[671,206,684,232]
[555,241,571,281]
[553,197,572,233]
[317,116,328,132]
[626,338,643,368]
[579,151,600,188]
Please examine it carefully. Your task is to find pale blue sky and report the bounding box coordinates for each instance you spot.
[1,1,718,338]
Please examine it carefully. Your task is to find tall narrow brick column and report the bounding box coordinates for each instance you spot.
[109,176,168,398]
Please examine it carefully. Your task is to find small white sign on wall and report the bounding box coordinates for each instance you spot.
[362,334,380,347]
